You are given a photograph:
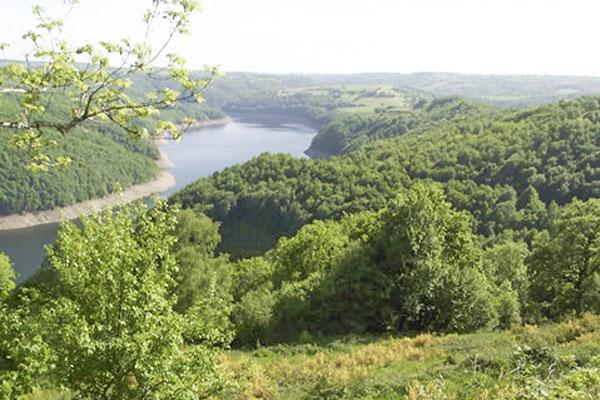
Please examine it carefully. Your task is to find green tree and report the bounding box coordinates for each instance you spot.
[528,198,600,318]
[231,257,276,346]
[0,0,216,170]
[172,210,232,313]
[364,183,497,332]
[0,202,229,399]
[233,288,277,347]
[0,253,15,297]
[484,239,530,305]
[494,281,522,329]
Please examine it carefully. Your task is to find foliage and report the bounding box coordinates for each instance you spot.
[0,201,230,399]
[495,281,522,329]
[356,184,497,333]
[0,0,215,170]
[172,209,232,312]
[233,288,277,347]
[0,253,15,297]
[528,198,600,318]
[229,185,500,345]
[173,96,600,258]
[484,239,530,304]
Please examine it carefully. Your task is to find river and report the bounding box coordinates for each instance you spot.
[0,114,317,282]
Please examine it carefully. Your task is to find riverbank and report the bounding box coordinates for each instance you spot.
[0,171,176,231]
[185,117,231,130]
[153,117,231,146]
[0,117,233,231]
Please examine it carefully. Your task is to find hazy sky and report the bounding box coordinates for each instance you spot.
[1,0,599,76]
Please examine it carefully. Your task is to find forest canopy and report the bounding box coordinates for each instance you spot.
[172,95,600,257]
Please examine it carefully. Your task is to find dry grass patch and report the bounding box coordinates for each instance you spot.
[221,356,280,400]
[406,379,448,400]
[220,335,437,398]
[552,314,600,344]
[412,333,436,347]
[300,336,433,383]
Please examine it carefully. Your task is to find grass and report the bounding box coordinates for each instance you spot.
[277,85,417,114]
[555,88,582,96]
[25,314,600,399]
[220,334,437,400]
[217,314,600,400]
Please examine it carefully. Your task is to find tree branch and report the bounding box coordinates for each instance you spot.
[0,88,26,94]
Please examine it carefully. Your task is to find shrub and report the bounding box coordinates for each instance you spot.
[234,289,277,347]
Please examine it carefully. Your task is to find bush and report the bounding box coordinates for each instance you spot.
[234,289,277,347]
[496,281,522,329]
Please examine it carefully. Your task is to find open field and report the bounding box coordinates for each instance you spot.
[276,85,420,114]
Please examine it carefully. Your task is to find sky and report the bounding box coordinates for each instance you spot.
[0,0,599,76]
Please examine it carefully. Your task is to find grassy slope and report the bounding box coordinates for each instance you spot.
[30,314,600,399]
[219,314,600,400]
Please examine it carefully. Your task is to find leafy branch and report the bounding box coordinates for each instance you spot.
[0,0,219,171]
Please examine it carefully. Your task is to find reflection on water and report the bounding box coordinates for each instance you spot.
[229,111,320,131]
[0,115,317,282]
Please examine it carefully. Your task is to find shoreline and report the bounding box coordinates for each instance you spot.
[0,117,231,231]
[0,170,176,231]
[184,117,231,130]
[153,117,231,146]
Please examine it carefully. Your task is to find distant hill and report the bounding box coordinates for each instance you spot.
[204,71,600,109]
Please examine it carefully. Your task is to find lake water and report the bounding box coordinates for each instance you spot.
[0,115,317,282]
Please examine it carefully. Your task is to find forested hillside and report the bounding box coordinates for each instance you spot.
[0,73,224,216]
[306,95,500,157]
[0,127,158,215]
[172,96,600,257]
